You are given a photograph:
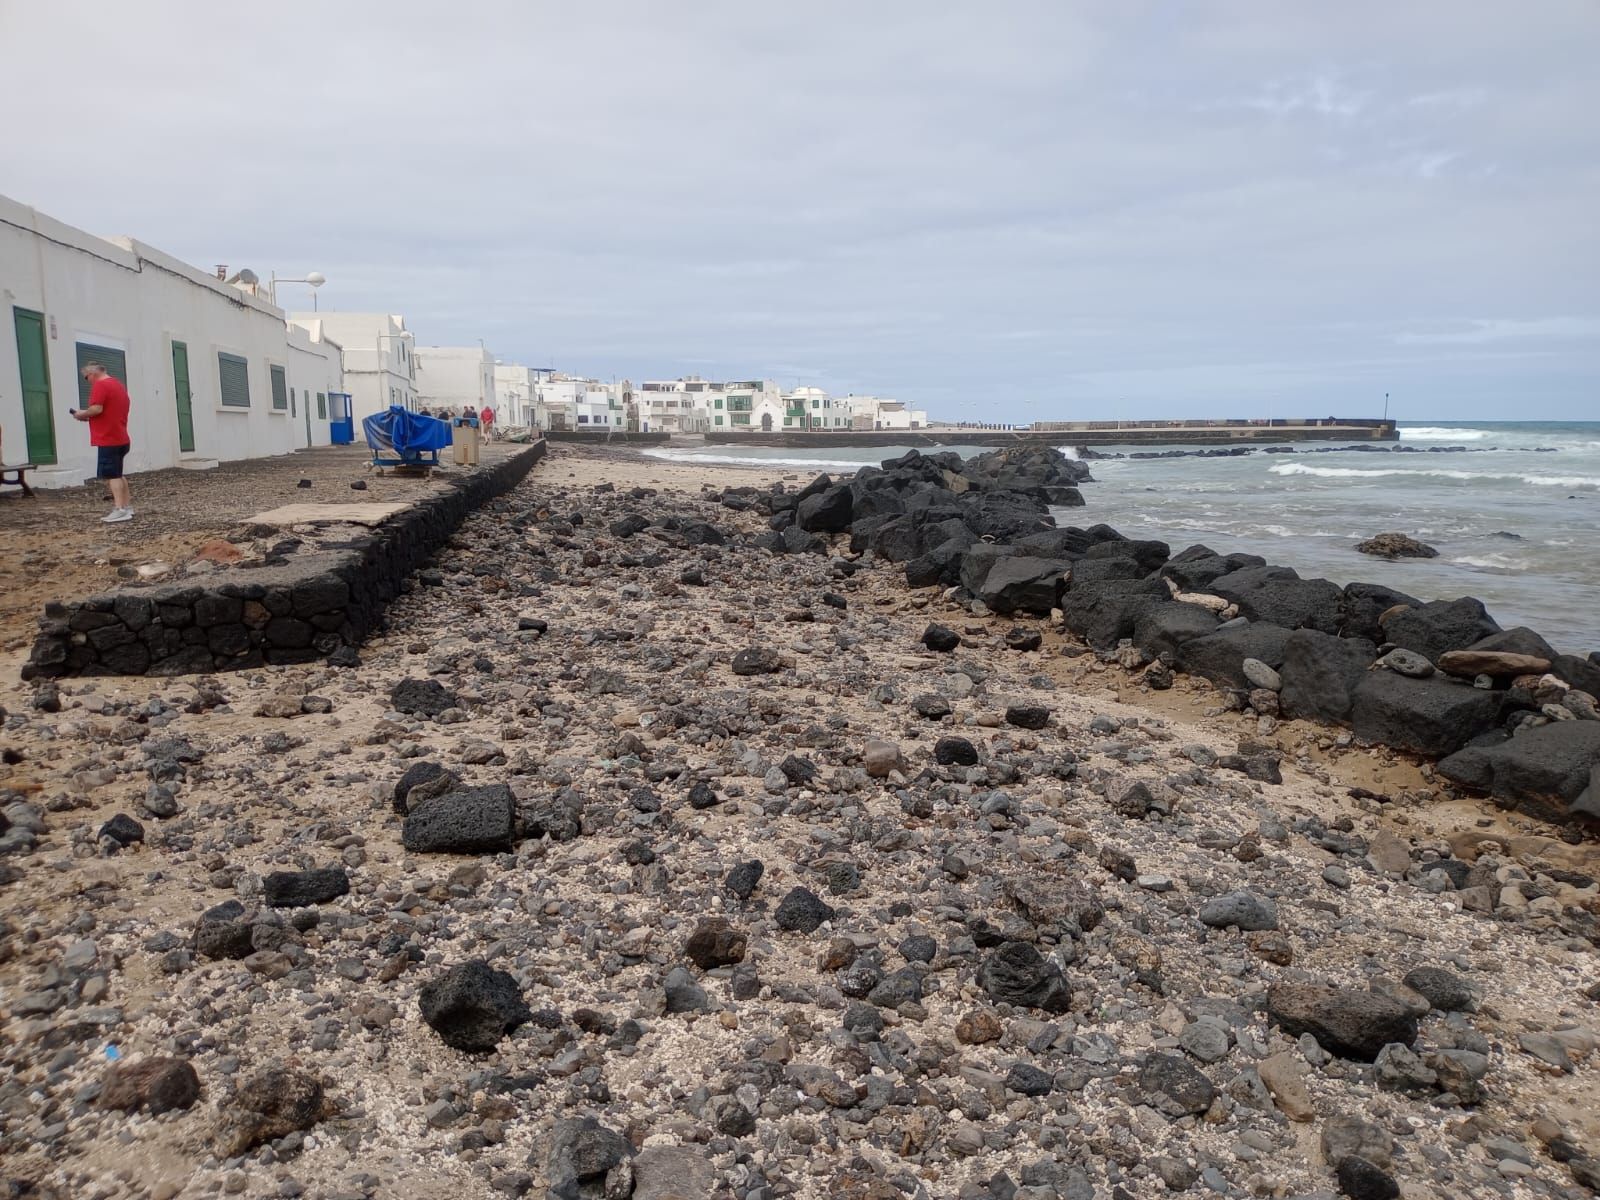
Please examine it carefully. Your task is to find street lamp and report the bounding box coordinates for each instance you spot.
[268,271,327,309]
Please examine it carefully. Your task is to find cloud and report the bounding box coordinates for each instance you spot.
[1395,318,1600,345]
[0,0,1595,418]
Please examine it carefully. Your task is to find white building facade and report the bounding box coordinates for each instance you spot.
[289,312,415,421]
[530,374,625,431]
[637,379,711,433]
[1,193,340,488]
[415,344,496,417]
[784,387,854,430]
[848,396,928,431]
[709,379,784,432]
[492,363,545,428]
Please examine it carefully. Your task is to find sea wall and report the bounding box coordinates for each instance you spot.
[746,445,1600,829]
[704,421,1397,449]
[22,441,547,679]
[545,430,671,445]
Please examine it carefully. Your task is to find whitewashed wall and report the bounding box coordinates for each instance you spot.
[416,346,496,415]
[290,313,414,421]
[1,194,340,486]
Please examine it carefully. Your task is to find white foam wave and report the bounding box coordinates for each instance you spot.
[1399,426,1492,441]
[1052,444,1081,460]
[1268,462,1600,488]
[642,449,865,470]
[1451,555,1528,572]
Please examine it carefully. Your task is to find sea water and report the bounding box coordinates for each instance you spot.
[644,421,1600,654]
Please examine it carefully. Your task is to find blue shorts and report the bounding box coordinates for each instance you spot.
[96,443,130,480]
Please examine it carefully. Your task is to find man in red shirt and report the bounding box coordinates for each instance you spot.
[479,405,495,441]
[71,361,134,523]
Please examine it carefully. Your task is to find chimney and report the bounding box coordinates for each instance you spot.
[216,265,227,280]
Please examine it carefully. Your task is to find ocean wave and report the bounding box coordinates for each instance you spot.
[642,450,866,470]
[1399,426,1492,441]
[1268,462,1600,488]
[1252,524,1349,538]
[1451,555,1528,572]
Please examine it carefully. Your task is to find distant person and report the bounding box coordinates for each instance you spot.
[71,361,133,523]
[480,405,495,439]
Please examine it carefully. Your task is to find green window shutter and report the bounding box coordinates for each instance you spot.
[219,353,251,407]
[75,343,128,405]
[317,392,327,419]
[714,397,723,409]
[270,364,288,410]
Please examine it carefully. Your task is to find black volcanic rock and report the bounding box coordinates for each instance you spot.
[419,960,532,1052]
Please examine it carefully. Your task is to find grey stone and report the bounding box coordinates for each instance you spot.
[630,1146,715,1200]
[1139,1052,1217,1116]
[546,1116,632,1198]
[1242,658,1282,691]
[1379,648,1433,678]
[1198,891,1278,931]
[1180,1019,1232,1063]
[1267,982,1418,1062]
[1402,965,1477,1013]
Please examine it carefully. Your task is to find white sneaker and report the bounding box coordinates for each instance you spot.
[102,507,133,524]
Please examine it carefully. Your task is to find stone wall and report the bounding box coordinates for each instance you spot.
[22,442,546,679]
[544,430,670,445]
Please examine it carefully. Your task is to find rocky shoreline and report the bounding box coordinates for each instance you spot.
[2,441,1599,1200]
[770,445,1600,826]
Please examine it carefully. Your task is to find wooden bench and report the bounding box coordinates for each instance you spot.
[1,463,37,497]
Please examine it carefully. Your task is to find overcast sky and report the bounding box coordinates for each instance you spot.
[3,2,1597,421]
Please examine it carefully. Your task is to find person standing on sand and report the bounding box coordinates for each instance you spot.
[479,404,495,440]
[71,361,134,523]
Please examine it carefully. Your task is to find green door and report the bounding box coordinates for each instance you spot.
[13,308,56,465]
[171,341,195,453]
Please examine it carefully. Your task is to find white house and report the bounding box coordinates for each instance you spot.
[493,363,547,428]
[578,383,618,430]
[784,387,854,430]
[849,396,927,431]
[289,312,415,421]
[709,378,785,432]
[285,323,344,448]
[415,344,496,417]
[638,380,703,433]
[1,192,340,488]
[529,374,624,431]
[533,374,589,431]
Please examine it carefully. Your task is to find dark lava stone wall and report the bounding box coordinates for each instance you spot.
[22,442,546,679]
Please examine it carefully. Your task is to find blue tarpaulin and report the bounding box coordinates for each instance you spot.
[362,406,451,459]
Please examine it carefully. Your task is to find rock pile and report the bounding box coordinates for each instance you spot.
[760,449,1600,825]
